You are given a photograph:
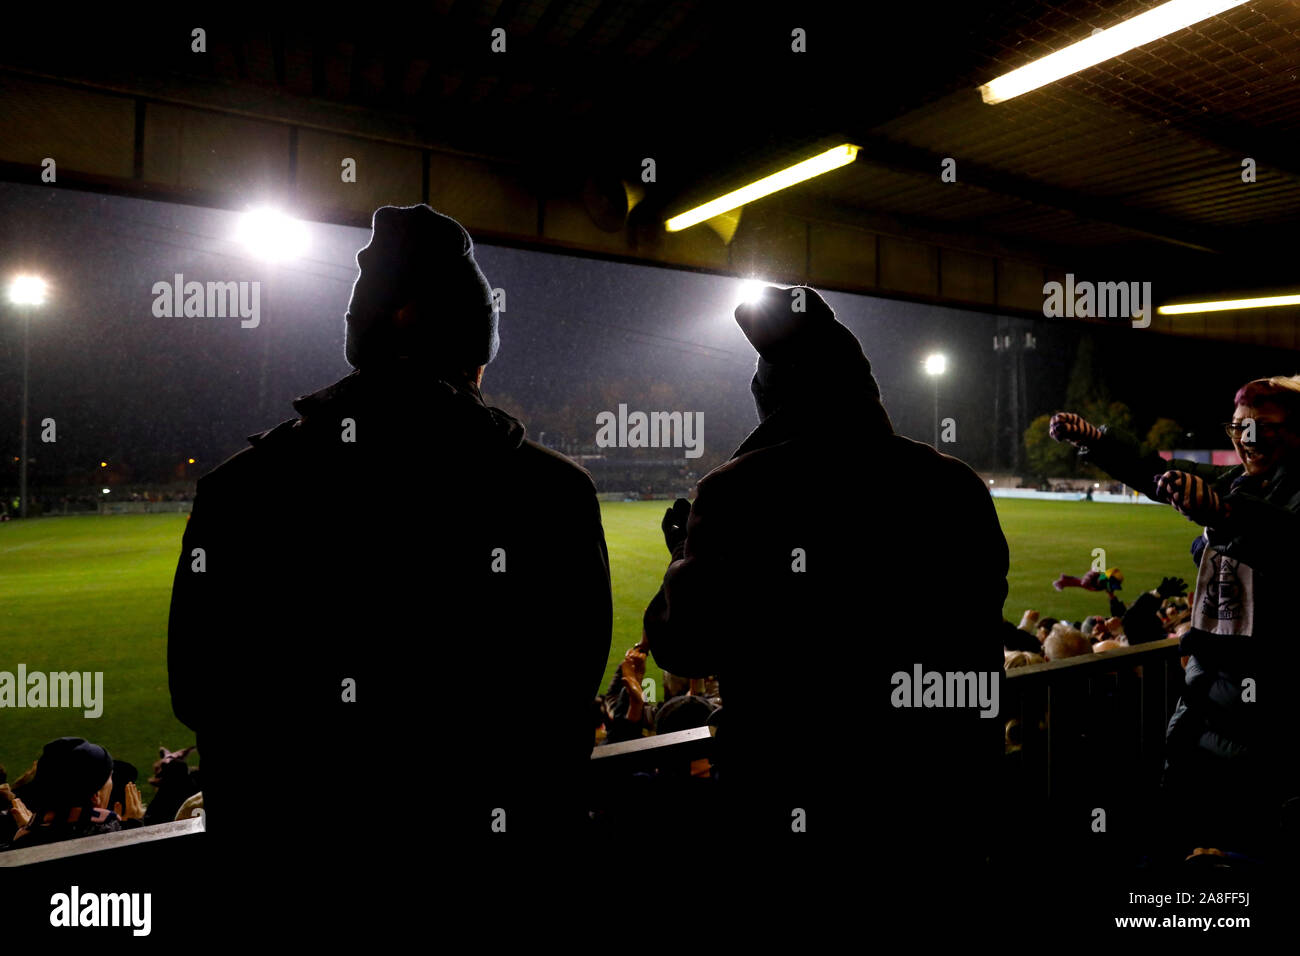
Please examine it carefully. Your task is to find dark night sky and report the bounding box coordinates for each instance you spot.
[0,181,1294,491]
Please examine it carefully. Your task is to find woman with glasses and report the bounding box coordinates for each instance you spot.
[1049,375,1300,864]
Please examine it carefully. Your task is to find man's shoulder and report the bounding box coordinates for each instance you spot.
[883,434,989,492]
[514,439,598,496]
[700,433,803,486]
[195,419,300,495]
[701,432,983,485]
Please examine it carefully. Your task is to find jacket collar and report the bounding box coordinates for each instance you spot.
[291,362,486,420]
[732,392,893,459]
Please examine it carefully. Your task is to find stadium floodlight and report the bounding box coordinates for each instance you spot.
[235,207,310,262]
[9,274,47,519]
[8,274,47,305]
[923,353,947,447]
[736,279,771,307]
[665,145,859,232]
[978,0,1248,105]
[1157,292,1300,315]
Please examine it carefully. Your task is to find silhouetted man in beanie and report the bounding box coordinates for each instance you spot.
[643,286,1008,885]
[168,205,611,904]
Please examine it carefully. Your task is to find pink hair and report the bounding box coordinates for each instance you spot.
[1233,375,1300,419]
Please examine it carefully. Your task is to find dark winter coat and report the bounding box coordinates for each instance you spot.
[1080,426,1300,829]
[167,360,611,879]
[643,378,1009,855]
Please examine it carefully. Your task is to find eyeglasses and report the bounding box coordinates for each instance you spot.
[1223,421,1287,443]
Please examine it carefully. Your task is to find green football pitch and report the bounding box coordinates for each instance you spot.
[0,499,1198,783]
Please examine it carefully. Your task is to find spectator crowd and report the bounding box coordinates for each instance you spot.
[1,739,201,853]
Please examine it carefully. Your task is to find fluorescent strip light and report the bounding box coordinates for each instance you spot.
[1158,294,1300,315]
[979,0,1248,105]
[665,144,859,232]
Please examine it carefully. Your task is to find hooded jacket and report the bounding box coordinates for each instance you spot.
[167,360,611,883]
[643,329,1009,852]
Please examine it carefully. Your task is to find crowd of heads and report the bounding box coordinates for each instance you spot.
[1004,583,1192,672]
[0,738,201,853]
[594,641,721,752]
[1001,576,1196,759]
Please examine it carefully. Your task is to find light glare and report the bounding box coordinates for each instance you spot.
[235,208,310,262]
[924,354,947,376]
[8,275,48,306]
[736,279,770,307]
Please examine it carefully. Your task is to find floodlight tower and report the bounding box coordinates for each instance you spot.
[8,275,48,518]
[992,319,1036,471]
[924,353,947,448]
[235,208,309,418]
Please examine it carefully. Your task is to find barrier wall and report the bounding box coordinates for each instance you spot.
[990,488,1160,504]
[97,501,193,515]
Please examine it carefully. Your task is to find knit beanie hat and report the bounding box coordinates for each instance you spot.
[34,737,113,806]
[734,285,888,426]
[344,204,499,372]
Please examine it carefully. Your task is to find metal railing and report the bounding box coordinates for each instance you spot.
[0,816,204,868]
[1004,637,1185,801]
[2,648,1182,867]
[589,726,714,775]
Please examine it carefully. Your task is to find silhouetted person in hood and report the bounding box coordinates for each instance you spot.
[643,285,1008,879]
[168,205,611,910]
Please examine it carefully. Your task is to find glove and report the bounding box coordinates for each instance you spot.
[1049,412,1102,446]
[661,498,692,555]
[1156,576,1188,599]
[1154,471,1229,527]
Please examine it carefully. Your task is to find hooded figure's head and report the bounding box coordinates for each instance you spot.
[734,285,892,433]
[344,204,499,376]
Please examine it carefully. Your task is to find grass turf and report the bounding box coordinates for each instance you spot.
[0,498,1199,781]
